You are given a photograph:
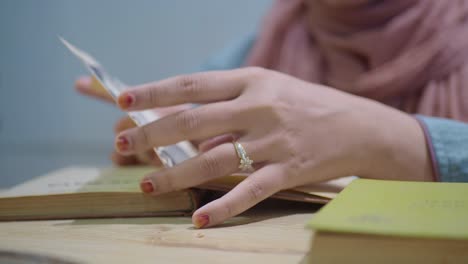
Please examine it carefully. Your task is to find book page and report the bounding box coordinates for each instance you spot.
[0,167,156,197]
[1,166,354,201]
[293,176,356,199]
[202,175,355,199]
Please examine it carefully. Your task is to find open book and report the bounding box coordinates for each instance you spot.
[0,167,354,221]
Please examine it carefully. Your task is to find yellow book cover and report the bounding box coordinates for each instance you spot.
[308,179,468,239]
[307,179,468,263]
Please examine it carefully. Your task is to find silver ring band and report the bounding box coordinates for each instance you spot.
[233,141,254,172]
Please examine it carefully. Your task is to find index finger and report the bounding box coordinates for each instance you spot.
[116,69,250,111]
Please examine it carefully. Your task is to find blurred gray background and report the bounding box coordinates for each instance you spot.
[0,0,271,188]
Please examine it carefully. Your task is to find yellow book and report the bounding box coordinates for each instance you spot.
[0,167,354,221]
[0,167,199,220]
[307,179,468,263]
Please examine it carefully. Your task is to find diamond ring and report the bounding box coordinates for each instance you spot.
[232,141,254,172]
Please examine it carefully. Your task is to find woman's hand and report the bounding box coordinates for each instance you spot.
[113,67,434,228]
[75,76,188,166]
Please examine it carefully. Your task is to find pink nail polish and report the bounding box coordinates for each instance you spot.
[116,136,131,152]
[194,214,210,228]
[118,93,135,109]
[140,180,154,193]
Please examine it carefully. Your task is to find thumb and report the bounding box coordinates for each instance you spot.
[75,76,115,103]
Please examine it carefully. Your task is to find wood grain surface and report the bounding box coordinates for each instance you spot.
[0,200,319,264]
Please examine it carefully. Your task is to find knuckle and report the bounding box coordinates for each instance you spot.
[198,152,222,179]
[147,85,163,106]
[285,151,307,179]
[240,99,279,125]
[244,179,264,202]
[175,110,200,137]
[223,200,235,219]
[178,75,203,99]
[160,172,177,192]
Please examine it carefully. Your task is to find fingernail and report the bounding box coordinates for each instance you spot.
[118,93,135,109]
[194,214,210,229]
[140,180,155,193]
[116,135,131,152]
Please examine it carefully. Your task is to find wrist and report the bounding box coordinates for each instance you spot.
[357,101,434,181]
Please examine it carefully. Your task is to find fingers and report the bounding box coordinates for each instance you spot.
[114,116,136,133]
[112,116,162,166]
[155,104,194,117]
[116,69,249,110]
[75,76,115,103]
[115,102,243,155]
[112,117,140,165]
[192,164,283,228]
[198,134,238,152]
[139,141,269,196]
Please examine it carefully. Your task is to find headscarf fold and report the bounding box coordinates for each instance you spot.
[246,0,468,122]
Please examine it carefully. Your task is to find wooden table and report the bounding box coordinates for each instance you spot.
[0,200,319,264]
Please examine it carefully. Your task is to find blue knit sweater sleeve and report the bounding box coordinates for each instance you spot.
[417,115,468,182]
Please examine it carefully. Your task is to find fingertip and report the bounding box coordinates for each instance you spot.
[192,212,211,229]
[117,92,135,110]
[140,179,155,194]
[115,134,133,155]
[192,201,224,228]
[75,76,91,93]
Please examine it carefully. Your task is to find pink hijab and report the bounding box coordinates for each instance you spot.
[246,0,468,122]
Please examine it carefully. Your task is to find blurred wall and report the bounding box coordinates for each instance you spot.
[0,0,271,187]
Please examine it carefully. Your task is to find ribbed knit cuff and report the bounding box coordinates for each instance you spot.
[414,115,440,182]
